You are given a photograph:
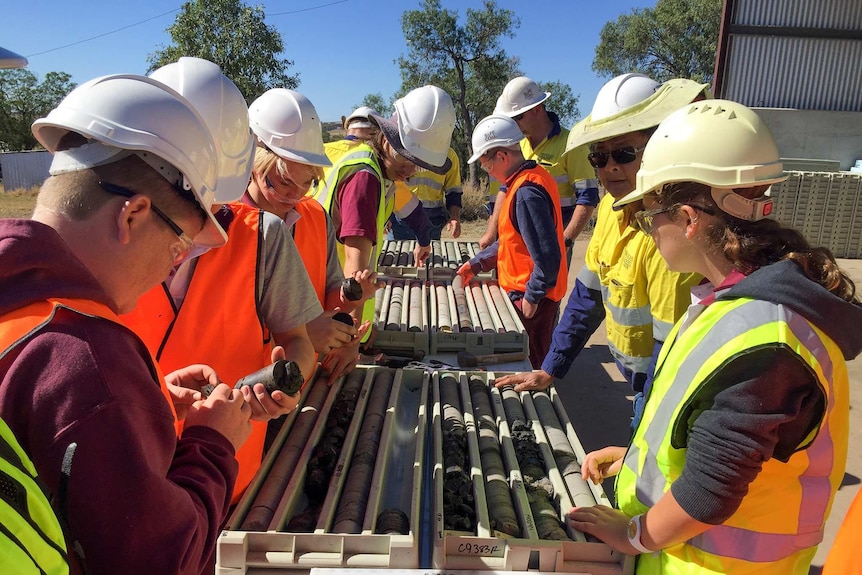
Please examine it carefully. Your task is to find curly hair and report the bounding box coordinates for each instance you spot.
[656,182,858,303]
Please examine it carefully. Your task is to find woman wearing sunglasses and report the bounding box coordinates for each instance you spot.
[495,75,708,432]
[569,100,862,574]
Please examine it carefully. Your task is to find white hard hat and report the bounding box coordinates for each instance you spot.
[590,73,661,121]
[566,77,710,153]
[31,74,228,246]
[468,114,523,164]
[150,57,255,204]
[343,106,378,130]
[249,88,331,168]
[371,85,455,174]
[495,76,550,117]
[615,100,786,220]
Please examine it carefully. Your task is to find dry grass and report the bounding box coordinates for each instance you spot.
[0,184,39,218]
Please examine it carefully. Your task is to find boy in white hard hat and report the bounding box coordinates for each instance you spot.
[456,115,568,367]
[482,76,599,267]
[0,67,252,574]
[341,106,379,141]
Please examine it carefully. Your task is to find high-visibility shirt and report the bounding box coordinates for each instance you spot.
[0,297,176,575]
[520,114,596,210]
[0,415,69,575]
[123,204,272,502]
[823,488,862,574]
[578,194,700,376]
[292,197,329,305]
[315,142,392,340]
[497,163,567,303]
[617,297,849,575]
[407,148,462,209]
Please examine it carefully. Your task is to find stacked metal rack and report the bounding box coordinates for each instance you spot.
[217,366,633,574]
[372,275,528,357]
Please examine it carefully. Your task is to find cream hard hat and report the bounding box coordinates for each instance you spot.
[468,114,523,164]
[495,76,550,117]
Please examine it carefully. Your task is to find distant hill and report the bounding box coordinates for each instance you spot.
[322,121,345,143]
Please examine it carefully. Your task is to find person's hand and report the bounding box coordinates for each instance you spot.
[520,297,538,319]
[165,364,221,420]
[494,370,554,392]
[321,321,370,382]
[184,384,252,453]
[413,243,431,267]
[566,505,633,554]
[239,346,301,421]
[479,230,496,249]
[447,219,462,239]
[581,446,627,484]
[306,310,358,354]
[348,269,384,304]
[455,261,475,284]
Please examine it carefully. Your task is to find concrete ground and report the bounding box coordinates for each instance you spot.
[553,238,862,572]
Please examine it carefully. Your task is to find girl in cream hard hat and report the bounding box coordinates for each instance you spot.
[568,100,862,575]
[244,88,380,379]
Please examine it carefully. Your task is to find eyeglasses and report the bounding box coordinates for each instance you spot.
[633,202,716,234]
[271,158,319,191]
[388,142,420,177]
[587,145,646,169]
[512,111,526,122]
[99,181,195,265]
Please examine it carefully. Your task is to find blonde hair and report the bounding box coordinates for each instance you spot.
[253,146,324,183]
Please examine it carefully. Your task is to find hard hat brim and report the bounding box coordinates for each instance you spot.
[496,91,550,117]
[371,115,451,175]
[261,140,332,168]
[566,80,709,153]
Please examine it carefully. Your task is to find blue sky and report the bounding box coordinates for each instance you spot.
[4,0,657,122]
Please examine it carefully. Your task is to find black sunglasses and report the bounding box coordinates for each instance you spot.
[587,145,646,169]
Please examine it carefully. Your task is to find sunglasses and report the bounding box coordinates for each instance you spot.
[632,203,716,234]
[99,181,195,265]
[587,145,646,169]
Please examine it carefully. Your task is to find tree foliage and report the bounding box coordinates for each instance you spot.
[398,0,521,186]
[593,0,722,84]
[358,93,393,118]
[147,0,298,102]
[540,81,579,130]
[0,69,76,152]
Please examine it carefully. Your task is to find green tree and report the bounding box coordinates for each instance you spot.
[148,0,298,102]
[398,0,521,187]
[358,93,392,118]
[593,0,722,84]
[0,69,75,152]
[540,80,580,130]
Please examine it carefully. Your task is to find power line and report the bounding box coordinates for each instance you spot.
[26,8,181,58]
[25,0,353,59]
[268,0,350,16]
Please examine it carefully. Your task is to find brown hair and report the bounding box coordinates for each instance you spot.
[656,182,858,303]
[252,145,324,183]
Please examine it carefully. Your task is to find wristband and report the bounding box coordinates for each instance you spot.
[626,514,652,554]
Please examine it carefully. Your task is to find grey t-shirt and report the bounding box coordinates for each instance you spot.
[168,210,322,333]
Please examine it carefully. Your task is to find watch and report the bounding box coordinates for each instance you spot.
[626,514,652,554]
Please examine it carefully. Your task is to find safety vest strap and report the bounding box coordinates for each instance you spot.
[690,519,824,562]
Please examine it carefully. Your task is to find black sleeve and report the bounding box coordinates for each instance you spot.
[670,346,826,524]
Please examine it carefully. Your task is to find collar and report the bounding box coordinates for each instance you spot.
[546,110,562,139]
[504,160,539,186]
[700,269,747,306]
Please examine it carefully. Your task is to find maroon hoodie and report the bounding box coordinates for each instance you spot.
[0,219,237,574]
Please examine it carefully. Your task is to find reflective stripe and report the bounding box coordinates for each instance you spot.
[559,196,576,207]
[553,173,569,185]
[652,317,675,341]
[575,178,598,192]
[395,193,421,218]
[628,299,839,563]
[607,341,653,374]
[603,294,651,327]
[316,149,374,207]
[420,198,445,209]
[444,185,463,196]
[577,266,602,291]
[407,175,441,191]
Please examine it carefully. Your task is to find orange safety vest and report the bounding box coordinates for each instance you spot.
[497,163,568,302]
[292,197,329,306]
[823,489,862,574]
[122,203,271,502]
[0,298,176,422]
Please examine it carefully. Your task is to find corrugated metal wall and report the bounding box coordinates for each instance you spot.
[0,151,51,191]
[719,0,862,111]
